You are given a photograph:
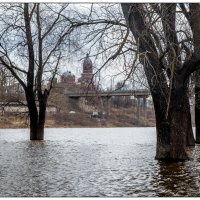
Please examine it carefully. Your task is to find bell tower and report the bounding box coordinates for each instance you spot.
[78,54,94,88]
[83,53,93,74]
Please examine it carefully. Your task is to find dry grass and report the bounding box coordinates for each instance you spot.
[0,106,156,128]
[0,116,28,128]
[46,107,155,128]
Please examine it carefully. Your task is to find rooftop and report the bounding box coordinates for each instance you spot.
[62,71,74,77]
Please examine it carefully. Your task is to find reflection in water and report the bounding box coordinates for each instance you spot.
[152,162,197,196]
[0,128,200,197]
[23,141,49,196]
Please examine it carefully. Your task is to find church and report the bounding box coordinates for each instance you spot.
[60,54,95,91]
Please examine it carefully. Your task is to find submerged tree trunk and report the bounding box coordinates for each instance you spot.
[28,102,46,140]
[28,104,46,140]
[152,91,171,159]
[26,90,39,140]
[154,83,194,160]
[26,88,47,140]
[37,90,48,140]
[168,89,188,160]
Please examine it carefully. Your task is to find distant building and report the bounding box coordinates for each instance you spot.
[78,53,95,90]
[61,71,75,86]
[49,54,96,93]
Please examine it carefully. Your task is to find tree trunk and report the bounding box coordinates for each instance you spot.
[25,88,38,140]
[28,103,40,140]
[28,103,46,140]
[36,123,45,140]
[166,80,195,160]
[168,90,188,160]
[26,89,47,140]
[154,87,194,160]
[37,94,48,140]
[152,91,171,160]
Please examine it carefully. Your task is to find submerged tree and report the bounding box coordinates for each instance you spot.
[0,3,76,139]
[121,3,200,160]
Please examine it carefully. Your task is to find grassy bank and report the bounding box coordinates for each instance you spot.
[0,107,156,128]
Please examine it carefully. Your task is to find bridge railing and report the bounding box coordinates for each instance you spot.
[66,89,150,97]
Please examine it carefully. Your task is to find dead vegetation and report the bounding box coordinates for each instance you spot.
[0,106,156,128]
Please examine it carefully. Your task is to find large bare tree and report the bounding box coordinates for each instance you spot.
[121,3,200,160]
[0,3,76,139]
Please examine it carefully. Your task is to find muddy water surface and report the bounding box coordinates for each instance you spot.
[0,128,200,197]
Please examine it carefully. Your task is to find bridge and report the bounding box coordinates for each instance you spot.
[66,89,150,98]
[66,89,151,125]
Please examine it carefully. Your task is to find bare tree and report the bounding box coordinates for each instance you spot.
[120,3,200,160]
[0,3,78,139]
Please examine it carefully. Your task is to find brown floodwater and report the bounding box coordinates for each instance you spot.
[0,127,199,197]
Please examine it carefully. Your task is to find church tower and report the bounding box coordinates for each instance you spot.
[83,53,93,75]
[78,54,95,89]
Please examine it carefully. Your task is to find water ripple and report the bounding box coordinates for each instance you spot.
[0,128,200,197]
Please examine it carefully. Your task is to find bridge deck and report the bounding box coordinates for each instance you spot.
[66,89,150,98]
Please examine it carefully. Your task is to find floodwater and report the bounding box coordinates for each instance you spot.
[0,128,200,197]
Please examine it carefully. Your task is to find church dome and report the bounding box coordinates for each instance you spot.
[62,71,74,77]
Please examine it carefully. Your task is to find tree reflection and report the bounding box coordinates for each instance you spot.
[152,160,199,197]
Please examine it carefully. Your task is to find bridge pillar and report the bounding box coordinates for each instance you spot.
[143,97,147,126]
[136,97,140,124]
[101,96,111,117]
[135,95,148,126]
